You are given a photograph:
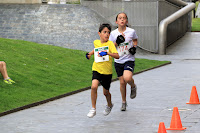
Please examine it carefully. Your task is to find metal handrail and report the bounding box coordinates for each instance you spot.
[158,0,195,54]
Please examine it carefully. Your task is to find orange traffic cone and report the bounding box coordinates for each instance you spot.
[186,86,200,104]
[166,107,186,130]
[158,122,167,133]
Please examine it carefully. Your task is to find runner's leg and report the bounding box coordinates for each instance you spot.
[119,76,127,102]
[103,88,112,107]
[123,70,135,88]
[91,79,99,109]
[0,61,9,79]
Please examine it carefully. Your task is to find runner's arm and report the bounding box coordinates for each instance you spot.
[114,42,118,47]
[107,52,119,59]
[86,50,94,60]
[133,39,138,47]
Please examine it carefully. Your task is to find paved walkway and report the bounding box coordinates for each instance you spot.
[1,32,200,133]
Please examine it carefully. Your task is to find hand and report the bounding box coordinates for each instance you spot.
[99,51,107,56]
[86,53,90,59]
[129,47,136,55]
[116,35,125,45]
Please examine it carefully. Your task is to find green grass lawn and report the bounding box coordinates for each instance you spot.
[0,38,170,113]
[192,18,200,31]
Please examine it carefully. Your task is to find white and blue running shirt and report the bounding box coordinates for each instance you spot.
[109,27,138,64]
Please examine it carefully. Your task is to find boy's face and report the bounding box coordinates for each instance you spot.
[116,13,128,27]
[98,27,110,43]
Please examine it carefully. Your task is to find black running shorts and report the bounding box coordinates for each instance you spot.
[92,71,112,90]
[114,61,135,77]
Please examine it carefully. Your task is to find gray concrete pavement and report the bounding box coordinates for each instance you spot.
[1,32,200,133]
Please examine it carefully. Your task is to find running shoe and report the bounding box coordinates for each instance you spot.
[103,103,114,116]
[4,78,15,84]
[87,108,96,118]
[130,84,137,99]
[8,78,15,83]
[121,102,127,111]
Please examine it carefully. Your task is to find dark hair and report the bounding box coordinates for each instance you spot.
[116,12,128,21]
[115,12,129,27]
[99,23,111,33]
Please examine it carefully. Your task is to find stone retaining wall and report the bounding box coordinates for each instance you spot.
[0,4,109,51]
[0,0,41,4]
[0,0,79,4]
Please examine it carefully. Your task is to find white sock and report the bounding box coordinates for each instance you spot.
[4,77,10,80]
[122,101,126,104]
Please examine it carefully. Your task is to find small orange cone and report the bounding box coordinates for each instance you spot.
[186,86,200,104]
[158,122,167,133]
[166,107,186,130]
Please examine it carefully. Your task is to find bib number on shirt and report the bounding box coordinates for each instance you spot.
[94,46,109,63]
[117,42,130,56]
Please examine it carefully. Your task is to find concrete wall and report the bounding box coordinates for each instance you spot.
[0,1,192,53]
[0,0,42,3]
[0,4,109,51]
[82,0,191,53]
[0,0,79,4]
